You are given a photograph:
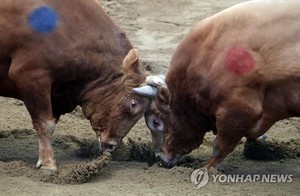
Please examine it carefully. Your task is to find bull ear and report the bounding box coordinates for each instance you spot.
[155,86,171,117]
[123,49,146,89]
[156,86,171,106]
[123,49,140,74]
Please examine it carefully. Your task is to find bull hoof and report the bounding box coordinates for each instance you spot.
[36,158,57,171]
[40,164,57,171]
[257,134,268,141]
[121,137,132,148]
[208,167,223,175]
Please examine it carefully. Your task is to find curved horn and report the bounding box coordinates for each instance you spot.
[146,75,166,88]
[133,85,158,99]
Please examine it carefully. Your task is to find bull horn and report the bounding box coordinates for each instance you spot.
[146,75,166,88]
[133,85,158,99]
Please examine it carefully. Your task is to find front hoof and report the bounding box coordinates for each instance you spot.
[36,158,57,171]
[121,137,132,148]
[36,159,42,168]
[208,167,223,175]
[203,164,224,175]
[40,164,57,171]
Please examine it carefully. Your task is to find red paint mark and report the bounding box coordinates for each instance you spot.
[224,46,255,75]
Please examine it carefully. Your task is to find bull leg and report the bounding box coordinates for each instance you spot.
[35,119,56,170]
[35,115,60,170]
[206,113,276,170]
[205,91,263,170]
[245,114,275,139]
[23,88,57,170]
[205,133,243,170]
[9,66,57,170]
[24,91,57,170]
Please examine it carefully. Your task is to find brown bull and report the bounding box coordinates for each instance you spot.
[135,0,300,170]
[0,0,150,170]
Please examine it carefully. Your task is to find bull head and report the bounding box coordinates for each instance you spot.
[134,75,193,168]
[82,49,151,153]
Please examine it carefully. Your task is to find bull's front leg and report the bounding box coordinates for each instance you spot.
[9,65,58,170]
[205,133,243,170]
[205,96,262,171]
[35,116,60,170]
[21,87,58,170]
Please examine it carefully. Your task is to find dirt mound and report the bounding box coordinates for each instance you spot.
[244,138,300,160]
[0,129,112,184]
[0,153,111,184]
[77,138,157,165]
[1,125,299,185]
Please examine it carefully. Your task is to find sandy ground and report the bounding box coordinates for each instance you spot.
[0,0,299,195]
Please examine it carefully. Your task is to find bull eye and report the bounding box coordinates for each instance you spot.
[146,114,164,132]
[153,119,161,128]
[131,100,137,108]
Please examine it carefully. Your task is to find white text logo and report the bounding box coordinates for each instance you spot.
[191,169,293,189]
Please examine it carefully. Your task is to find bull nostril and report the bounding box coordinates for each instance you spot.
[158,159,173,169]
[107,144,116,152]
[101,140,117,152]
[155,153,160,159]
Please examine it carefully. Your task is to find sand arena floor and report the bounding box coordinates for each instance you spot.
[0,0,299,195]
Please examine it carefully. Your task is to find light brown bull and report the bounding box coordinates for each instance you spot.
[135,0,300,170]
[0,0,150,170]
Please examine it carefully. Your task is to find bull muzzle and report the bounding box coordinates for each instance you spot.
[155,151,180,169]
[98,136,117,152]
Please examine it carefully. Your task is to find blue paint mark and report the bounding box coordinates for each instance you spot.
[28,6,58,33]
